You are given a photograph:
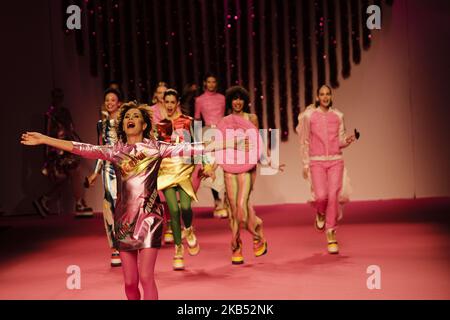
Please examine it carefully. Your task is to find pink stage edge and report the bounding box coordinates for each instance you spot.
[0,198,449,300]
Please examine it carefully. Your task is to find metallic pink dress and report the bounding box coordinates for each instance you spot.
[72,139,202,251]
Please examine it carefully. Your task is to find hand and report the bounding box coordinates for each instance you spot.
[302,166,310,180]
[345,135,356,145]
[200,165,216,181]
[202,169,216,181]
[85,173,99,187]
[21,132,46,146]
[267,162,286,172]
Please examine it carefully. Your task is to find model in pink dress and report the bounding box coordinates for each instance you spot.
[296,85,356,254]
[21,102,233,300]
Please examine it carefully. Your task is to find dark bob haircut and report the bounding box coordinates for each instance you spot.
[225,86,251,114]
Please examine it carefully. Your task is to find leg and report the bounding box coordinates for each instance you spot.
[211,189,220,201]
[69,165,93,216]
[163,187,182,246]
[248,205,263,238]
[211,167,228,218]
[310,162,329,232]
[179,188,193,229]
[224,173,240,248]
[162,202,171,222]
[239,171,267,256]
[179,187,200,255]
[236,172,263,242]
[103,165,121,266]
[103,165,117,247]
[236,172,251,229]
[119,250,140,300]
[102,201,115,247]
[163,187,185,270]
[325,160,342,254]
[34,177,66,217]
[161,198,174,244]
[248,169,263,240]
[325,161,344,231]
[69,165,84,202]
[138,248,159,300]
[224,173,244,264]
[45,177,66,200]
[213,188,228,219]
[309,162,329,215]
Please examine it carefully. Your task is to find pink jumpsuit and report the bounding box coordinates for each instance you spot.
[296,106,351,231]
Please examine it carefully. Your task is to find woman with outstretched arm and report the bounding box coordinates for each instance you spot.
[21,101,244,300]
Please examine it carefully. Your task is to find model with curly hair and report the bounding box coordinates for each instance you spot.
[21,101,243,299]
[218,86,267,265]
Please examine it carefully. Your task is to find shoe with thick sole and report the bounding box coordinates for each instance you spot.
[213,208,228,219]
[253,240,268,257]
[185,227,200,256]
[326,229,339,254]
[173,245,185,270]
[111,250,122,267]
[231,240,244,265]
[164,231,174,244]
[327,242,339,254]
[315,213,326,232]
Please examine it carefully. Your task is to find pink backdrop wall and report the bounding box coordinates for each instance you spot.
[1,0,449,214]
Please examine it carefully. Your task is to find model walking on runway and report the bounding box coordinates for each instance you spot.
[217,86,267,265]
[156,89,202,270]
[296,85,356,254]
[21,101,243,299]
[86,88,122,267]
[193,73,229,219]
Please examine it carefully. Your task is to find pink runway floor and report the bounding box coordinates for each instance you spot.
[0,198,449,300]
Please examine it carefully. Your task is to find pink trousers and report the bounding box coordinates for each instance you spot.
[309,160,344,230]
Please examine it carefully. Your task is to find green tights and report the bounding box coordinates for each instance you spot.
[163,186,193,246]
